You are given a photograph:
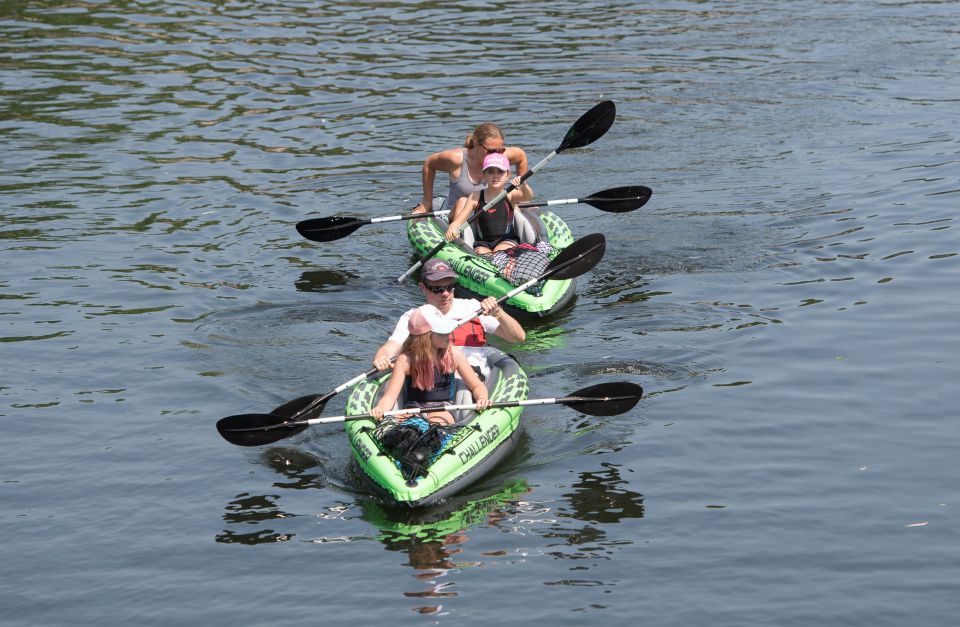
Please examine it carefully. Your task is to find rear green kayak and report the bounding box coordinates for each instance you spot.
[407,205,576,318]
[344,348,528,508]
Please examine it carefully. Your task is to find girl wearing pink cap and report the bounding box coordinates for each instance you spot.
[444,151,534,255]
[370,304,491,425]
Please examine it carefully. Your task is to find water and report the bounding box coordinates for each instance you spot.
[2,1,959,624]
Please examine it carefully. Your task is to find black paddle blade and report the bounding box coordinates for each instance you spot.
[271,393,329,420]
[561,381,644,416]
[584,186,653,213]
[557,100,616,153]
[296,215,368,242]
[546,233,606,280]
[216,413,309,447]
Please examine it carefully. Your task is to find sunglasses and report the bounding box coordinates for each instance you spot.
[424,282,456,294]
[476,141,506,155]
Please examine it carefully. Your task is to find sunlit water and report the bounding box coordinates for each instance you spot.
[2,1,958,625]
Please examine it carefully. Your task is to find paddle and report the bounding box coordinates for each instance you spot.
[396,100,616,283]
[295,184,650,243]
[217,381,642,447]
[216,233,606,442]
[518,185,653,214]
[296,206,421,243]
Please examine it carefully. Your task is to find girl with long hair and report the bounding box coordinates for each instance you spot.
[370,304,491,425]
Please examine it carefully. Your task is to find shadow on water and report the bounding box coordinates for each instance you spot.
[294,268,359,292]
[215,447,327,545]
[216,494,297,545]
[559,462,645,524]
[535,463,646,589]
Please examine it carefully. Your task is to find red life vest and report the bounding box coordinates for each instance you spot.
[451,318,486,347]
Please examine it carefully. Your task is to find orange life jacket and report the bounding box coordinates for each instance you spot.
[451,318,486,347]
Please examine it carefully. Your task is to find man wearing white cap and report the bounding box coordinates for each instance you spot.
[372,257,525,378]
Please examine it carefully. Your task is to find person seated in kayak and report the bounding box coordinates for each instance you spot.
[444,152,533,255]
[371,258,525,377]
[369,304,492,426]
[411,122,529,214]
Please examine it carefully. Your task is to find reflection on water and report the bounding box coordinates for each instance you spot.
[361,479,531,615]
[511,314,573,355]
[215,448,326,545]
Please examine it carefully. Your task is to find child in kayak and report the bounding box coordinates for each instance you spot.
[370,304,492,425]
[445,152,533,255]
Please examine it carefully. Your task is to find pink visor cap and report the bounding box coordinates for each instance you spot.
[482,152,510,172]
[408,304,458,335]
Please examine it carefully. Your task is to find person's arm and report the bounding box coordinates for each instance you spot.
[372,339,402,371]
[479,297,525,343]
[507,146,528,178]
[508,176,533,203]
[373,312,411,370]
[418,148,461,213]
[370,355,409,420]
[445,193,476,241]
[455,351,490,410]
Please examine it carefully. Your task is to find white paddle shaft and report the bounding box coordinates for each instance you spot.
[306,396,566,425]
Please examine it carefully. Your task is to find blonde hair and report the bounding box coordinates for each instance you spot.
[464,122,504,149]
[401,333,456,391]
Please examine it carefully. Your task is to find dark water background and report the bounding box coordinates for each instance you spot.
[3,1,959,624]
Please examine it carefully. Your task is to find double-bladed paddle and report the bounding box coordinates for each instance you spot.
[518,185,652,214]
[294,184,651,243]
[396,100,616,283]
[216,233,606,445]
[218,381,642,447]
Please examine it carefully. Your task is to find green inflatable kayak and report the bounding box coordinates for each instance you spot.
[344,347,528,508]
[407,202,576,318]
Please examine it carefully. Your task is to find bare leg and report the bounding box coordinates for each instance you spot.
[423,410,455,425]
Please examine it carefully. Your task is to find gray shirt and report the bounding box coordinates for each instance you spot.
[441,148,486,211]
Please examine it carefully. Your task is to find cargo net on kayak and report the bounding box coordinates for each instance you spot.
[375,417,459,482]
[488,241,554,296]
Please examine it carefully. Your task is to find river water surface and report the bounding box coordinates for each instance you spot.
[2,1,959,625]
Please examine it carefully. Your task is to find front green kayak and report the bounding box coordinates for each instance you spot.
[344,348,528,508]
